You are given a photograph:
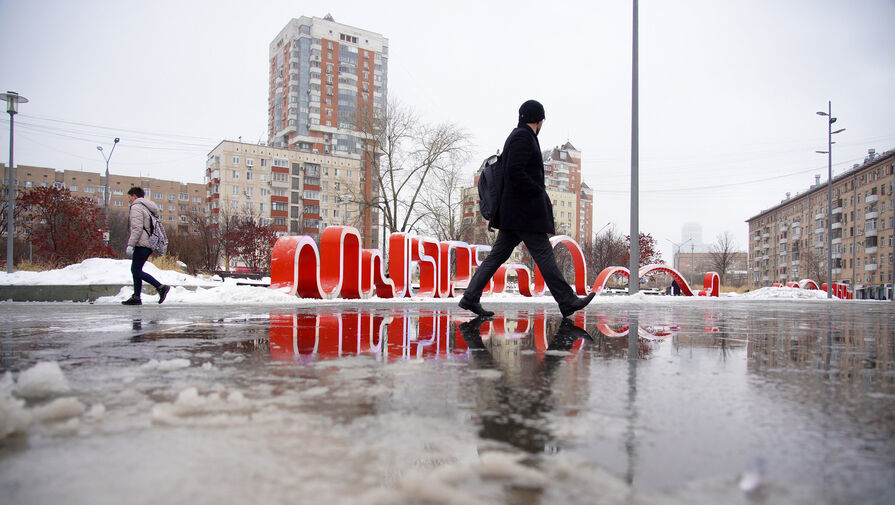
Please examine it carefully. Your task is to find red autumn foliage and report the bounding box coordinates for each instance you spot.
[623,232,664,268]
[222,217,278,273]
[18,187,114,267]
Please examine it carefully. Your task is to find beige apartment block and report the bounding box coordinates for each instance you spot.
[206,140,368,245]
[746,148,895,300]
[3,163,205,234]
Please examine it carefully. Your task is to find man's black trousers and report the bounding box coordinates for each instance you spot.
[462,229,577,306]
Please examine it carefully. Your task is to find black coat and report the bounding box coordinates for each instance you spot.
[493,126,555,234]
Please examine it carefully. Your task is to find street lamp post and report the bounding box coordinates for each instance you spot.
[629,0,640,295]
[97,137,120,242]
[816,102,845,299]
[2,91,28,273]
[666,237,692,271]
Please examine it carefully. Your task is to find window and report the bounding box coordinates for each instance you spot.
[193,197,202,203]
[260,159,267,167]
[245,187,253,197]
[232,156,240,164]
[70,185,78,191]
[84,186,94,193]
[259,203,266,213]
[179,193,189,201]
[232,185,239,195]
[168,204,176,211]
[246,171,253,181]
[113,200,123,207]
[246,158,254,167]
[231,170,239,179]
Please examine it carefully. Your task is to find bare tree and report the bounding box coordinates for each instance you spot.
[801,246,827,284]
[584,227,628,281]
[709,231,739,285]
[417,158,470,241]
[363,100,472,237]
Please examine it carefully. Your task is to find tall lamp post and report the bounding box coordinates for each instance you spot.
[2,91,28,274]
[97,137,120,242]
[816,102,845,299]
[629,0,640,295]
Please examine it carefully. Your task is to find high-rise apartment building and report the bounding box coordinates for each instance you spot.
[746,148,895,300]
[268,14,387,248]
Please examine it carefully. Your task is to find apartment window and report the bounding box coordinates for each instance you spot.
[246,158,254,167]
[113,200,122,207]
[232,156,240,164]
[193,197,202,203]
[168,194,176,201]
[70,185,78,191]
[84,186,94,193]
[245,187,253,197]
[179,193,188,201]
[232,185,239,195]
[231,201,239,210]
[246,171,253,181]
[260,159,267,167]
[231,170,239,179]
[259,203,266,213]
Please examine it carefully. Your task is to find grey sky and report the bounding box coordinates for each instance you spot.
[2,0,894,261]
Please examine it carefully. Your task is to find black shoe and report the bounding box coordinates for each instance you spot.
[549,320,595,351]
[458,297,494,317]
[157,285,170,304]
[560,293,596,318]
[122,295,142,306]
[458,316,489,350]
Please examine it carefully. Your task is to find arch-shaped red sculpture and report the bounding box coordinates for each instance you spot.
[532,235,589,295]
[638,264,696,296]
[492,264,535,296]
[591,266,630,296]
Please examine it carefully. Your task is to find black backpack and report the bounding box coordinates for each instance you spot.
[477,153,504,227]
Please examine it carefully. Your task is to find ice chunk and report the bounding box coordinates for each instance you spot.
[0,390,32,438]
[32,397,87,422]
[15,361,71,399]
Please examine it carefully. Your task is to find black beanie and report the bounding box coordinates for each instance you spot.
[518,99,545,125]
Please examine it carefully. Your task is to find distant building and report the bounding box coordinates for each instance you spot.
[268,14,388,248]
[205,140,367,245]
[675,250,748,287]
[459,141,594,267]
[745,148,895,300]
[1,163,205,234]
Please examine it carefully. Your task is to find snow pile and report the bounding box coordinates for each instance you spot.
[14,361,71,399]
[151,387,254,425]
[0,258,217,287]
[0,362,85,439]
[731,286,835,300]
[0,257,848,304]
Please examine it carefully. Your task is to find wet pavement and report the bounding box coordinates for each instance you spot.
[1,299,894,505]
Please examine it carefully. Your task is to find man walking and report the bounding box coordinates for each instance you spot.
[122,187,170,305]
[459,100,595,318]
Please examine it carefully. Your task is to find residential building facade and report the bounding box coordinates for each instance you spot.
[2,163,205,233]
[746,148,895,300]
[206,141,366,244]
[268,14,387,248]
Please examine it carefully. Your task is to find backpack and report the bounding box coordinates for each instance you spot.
[477,153,504,227]
[139,203,168,256]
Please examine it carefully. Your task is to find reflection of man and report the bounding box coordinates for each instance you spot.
[458,100,595,319]
[457,316,593,453]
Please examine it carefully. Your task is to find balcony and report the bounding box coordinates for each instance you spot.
[815,212,824,220]
[791,259,800,266]
[832,251,842,259]
[866,246,878,254]
[791,220,801,228]
[762,232,770,239]
[866,227,878,237]
[832,222,842,230]
[832,200,843,214]
[832,237,842,244]
[779,237,788,244]
[866,194,879,204]
[779,223,789,232]
[865,263,878,271]
[815,228,824,234]
[832,268,842,274]
[865,211,879,220]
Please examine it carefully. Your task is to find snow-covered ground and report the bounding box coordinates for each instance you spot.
[0,257,837,304]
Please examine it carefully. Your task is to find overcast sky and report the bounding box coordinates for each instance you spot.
[2,0,894,261]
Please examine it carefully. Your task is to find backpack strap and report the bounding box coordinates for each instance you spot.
[137,202,155,235]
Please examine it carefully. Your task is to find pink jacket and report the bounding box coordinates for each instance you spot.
[127,197,160,248]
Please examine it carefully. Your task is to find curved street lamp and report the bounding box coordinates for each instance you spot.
[2,91,28,273]
[816,102,845,299]
[97,137,120,242]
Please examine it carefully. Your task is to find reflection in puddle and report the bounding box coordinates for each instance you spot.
[267,309,692,362]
